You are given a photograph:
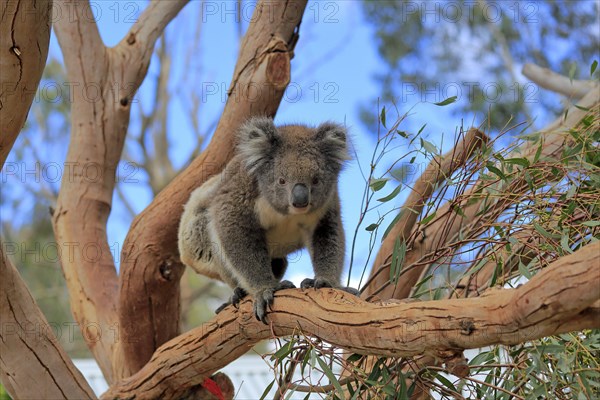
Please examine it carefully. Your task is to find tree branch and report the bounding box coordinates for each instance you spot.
[53,0,106,81]
[0,243,96,400]
[117,0,308,377]
[120,0,188,60]
[52,0,188,382]
[523,62,597,99]
[102,241,600,399]
[0,0,52,167]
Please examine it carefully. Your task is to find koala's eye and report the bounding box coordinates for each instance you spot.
[312,177,320,185]
[278,178,286,185]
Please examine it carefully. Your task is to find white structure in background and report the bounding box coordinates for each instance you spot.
[73,359,109,395]
[75,348,502,399]
[75,355,328,399]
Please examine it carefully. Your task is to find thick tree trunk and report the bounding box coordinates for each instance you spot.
[117,0,308,376]
[0,2,91,399]
[3,0,597,397]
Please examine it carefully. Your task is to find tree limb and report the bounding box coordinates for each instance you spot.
[102,241,600,399]
[51,0,188,382]
[117,0,308,377]
[0,0,52,166]
[523,62,597,99]
[0,243,96,400]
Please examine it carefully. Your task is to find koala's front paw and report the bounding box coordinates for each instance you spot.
[215,287,248,314]
[301,278,360,296]
[254,280,296,324]
[300,277,335,289]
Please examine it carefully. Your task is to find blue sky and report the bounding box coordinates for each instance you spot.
[4,0,570,288]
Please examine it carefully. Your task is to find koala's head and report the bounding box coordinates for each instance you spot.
[238,116,349,215]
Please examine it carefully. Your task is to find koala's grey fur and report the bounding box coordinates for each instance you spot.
[178,117,354,322]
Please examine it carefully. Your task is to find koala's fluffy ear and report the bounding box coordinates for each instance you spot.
[316,122,349,165]
[238,116,280,175]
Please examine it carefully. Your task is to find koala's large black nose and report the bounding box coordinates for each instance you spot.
[292,183,309,208]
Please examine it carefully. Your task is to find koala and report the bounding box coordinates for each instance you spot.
[178,116,358,323]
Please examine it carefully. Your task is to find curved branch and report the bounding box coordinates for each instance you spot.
[0,243,96,400]
[122,0,188,50]
[117,0,308,377]
[102,241,600,399]
[522,63,597,99]
[0,0,52,167]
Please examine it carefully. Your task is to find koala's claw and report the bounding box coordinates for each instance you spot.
[231,287,248,307]
[301,278,360,296]
[300,277,333,289]
[215,287,248,314]
[254,280,296,324]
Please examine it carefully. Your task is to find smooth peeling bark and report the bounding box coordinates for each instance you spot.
[52,0,188,382]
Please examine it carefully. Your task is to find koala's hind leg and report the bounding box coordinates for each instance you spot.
[214,266,248,313]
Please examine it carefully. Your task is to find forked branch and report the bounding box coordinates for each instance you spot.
[51,0,188,382]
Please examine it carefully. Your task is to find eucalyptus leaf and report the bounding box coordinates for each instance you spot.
[434,96,457,106]
[316,356,345,399]
[377,185,401,202]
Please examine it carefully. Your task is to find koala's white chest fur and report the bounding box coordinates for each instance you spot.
[254,196,324,257]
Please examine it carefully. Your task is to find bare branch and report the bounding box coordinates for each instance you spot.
[0,0,52,166]
[53,0,106,81]
[52,0,188,382]
[523,63,597,99]
[103,241,600,399]
[0,243,96,400]
[119,0,189,59]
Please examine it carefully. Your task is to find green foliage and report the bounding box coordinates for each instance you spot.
[361,1,600,132]
[267,68,599,398]
[0,384,12,400]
